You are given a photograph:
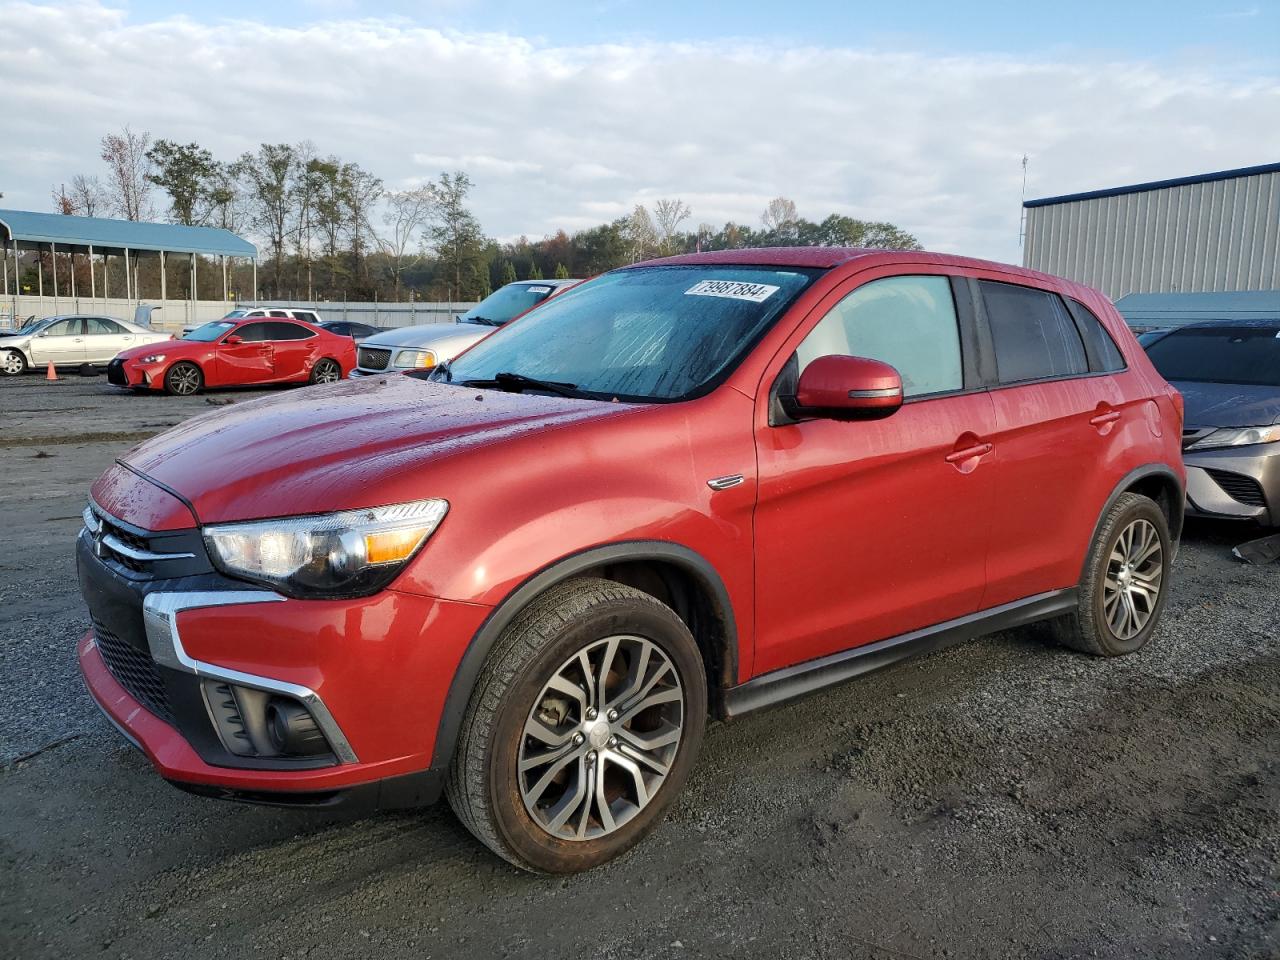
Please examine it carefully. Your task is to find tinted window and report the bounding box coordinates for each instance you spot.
[268,310,290,318]
[1065,299,1126,372]
[981,281,1088,384]
[294,312,320,324]
[84,317,124,335]
[797,275,963,398]
[443,266,820,401]
[263,322,314,341]
[1145,326,1280,387]
[233,322,269,343]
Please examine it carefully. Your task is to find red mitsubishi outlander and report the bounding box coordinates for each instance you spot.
[77,249,1185,873]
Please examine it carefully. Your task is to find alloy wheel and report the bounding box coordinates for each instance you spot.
[1102,518,1163,640]
[1,351,25,375]
[167,364,200,396]
[314,359,341,383]
[518,634,685,841]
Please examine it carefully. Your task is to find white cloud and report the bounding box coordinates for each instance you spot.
[2,1,1277,266]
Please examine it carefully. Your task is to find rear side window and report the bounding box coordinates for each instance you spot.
[981,281,1088,384]
[234,322,268,342]
[263,322,315,341]
[1065,299,1126,372]
[797,275,963,398]
[84,318,124,335]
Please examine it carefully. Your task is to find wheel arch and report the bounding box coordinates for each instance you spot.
[1081,463,1184,580]
[163,357,205,391]
[429,540,739,769]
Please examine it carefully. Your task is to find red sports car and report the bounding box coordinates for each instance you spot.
[107,317,356,395]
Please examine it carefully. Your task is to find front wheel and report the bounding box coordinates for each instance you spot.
[0,350,27,376]
[309,357,342,384]
[1051,492,1172,656]
[447,578,707,873]
[164,361,203,396]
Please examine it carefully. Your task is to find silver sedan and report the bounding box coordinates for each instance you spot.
[0,314,170,375]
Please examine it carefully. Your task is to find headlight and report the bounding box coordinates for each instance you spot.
[1186,425,1280,451]
[141,354,166,363]
[203,499,448,598]
[394,349,437,369]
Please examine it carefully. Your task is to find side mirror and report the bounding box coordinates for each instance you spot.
[224,335,243,345]
[794,355,904,420]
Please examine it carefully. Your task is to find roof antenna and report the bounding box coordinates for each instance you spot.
[1018,154,1030,248]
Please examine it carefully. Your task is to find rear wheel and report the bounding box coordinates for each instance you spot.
[164,361,203,396]
[1051,492,1171,656]
[0,350,26,376]
[309,357,342,384]
[447,578,707,873]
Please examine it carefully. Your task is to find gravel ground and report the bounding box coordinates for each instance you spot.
[1,374,1277,960]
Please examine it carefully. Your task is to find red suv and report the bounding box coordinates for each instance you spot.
[77,248,1184,873]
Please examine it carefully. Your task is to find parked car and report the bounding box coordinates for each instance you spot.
[351,279,579,377]
[1136,328,1171,346]
[319,320,380,341]
[77,248,1183,873]
[182,307,325,336]
[0,314,170,376]
[1141,319,1280,525]
[106,317,355,395]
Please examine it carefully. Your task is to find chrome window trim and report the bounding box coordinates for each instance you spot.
[141,591,359,764]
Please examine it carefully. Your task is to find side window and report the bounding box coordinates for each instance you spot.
[795,275,963,399]
[84,318,124,335]
[294,312,319,324]
[264,322,314,341]
[980,281,1088,384]
[233,323,268,342]
[268,310,290,318]
[1065,298,1126,372]
[44,319,82,336]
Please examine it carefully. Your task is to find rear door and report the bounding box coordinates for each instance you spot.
[752,271,997,674]
[262,321,317,380]
[215,322,274,384]
[976,279,1129,607]
[30,318,85,365]
[83,317,134,363]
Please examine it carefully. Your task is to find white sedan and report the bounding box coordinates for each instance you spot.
[0,315,171,375]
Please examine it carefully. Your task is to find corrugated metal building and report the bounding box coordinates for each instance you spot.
[1022,162,1280,300]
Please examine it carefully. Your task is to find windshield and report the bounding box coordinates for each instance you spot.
[1145,325,1280,387]
[222,309,250,319]
[439,265,821,401]
[458,283,560,326]
[185,321,236,342]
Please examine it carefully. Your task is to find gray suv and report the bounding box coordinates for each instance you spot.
[352,279,579,377]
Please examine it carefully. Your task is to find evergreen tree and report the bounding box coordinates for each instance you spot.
[554,262,569,279]
[528,261,543,280]
[500,260,518,285]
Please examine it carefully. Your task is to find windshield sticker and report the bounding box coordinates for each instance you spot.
[685,279,780,303]
[526,285,552,295]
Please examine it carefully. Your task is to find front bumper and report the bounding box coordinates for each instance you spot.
[76,518,492,805]
[1184,443,1280,526]
[107,356,165,389]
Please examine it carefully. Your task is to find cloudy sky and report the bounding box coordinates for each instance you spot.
[2,0,1277,264]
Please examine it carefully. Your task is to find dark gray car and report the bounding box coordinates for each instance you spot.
[1143,319,1280,525]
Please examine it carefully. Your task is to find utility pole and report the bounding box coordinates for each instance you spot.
[1018,154,1030,247]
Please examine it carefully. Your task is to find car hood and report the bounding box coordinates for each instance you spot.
[361,322,490,350]
[118,374,638,522]
[1171,380,1280,428]
[114,337,197,360]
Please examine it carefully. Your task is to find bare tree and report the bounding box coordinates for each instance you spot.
[52,184,75,214]
[379,186,435,299]
[69,174,106,217]
[761,196,799,236]
[653,198,692,254]
[100,126,154,220]
[624,204,658,262]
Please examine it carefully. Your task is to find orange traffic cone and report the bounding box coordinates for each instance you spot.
[46,361,58,381]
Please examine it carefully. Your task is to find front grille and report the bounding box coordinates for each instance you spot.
[96,513,149,572]
[106,358,128,386]
[1206,468,1267,507]
[92,618,173,725]
[357,346,391,371]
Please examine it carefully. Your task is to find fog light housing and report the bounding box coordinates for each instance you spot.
[265,697,329,757]
[202,680,333,760]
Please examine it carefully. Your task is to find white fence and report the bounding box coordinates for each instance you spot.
[4,295,478,334]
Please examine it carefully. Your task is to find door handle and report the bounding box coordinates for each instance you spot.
[1090,411,1121,426]
[944,442,993,464]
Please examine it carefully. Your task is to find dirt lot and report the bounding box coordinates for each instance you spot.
[1,373,1277,960]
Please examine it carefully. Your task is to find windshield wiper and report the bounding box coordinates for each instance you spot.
[465,315,500,327]
[461,371,581,397]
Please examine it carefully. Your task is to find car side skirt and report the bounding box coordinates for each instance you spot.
[721,588,1078,718]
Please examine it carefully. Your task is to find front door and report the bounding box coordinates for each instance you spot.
[215,322,275,385]
[753,273,997,675]
[30,318,85,365]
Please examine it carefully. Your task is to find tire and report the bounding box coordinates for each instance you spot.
[1050,492,1172,656]
[0,350,27,376]
[446,577,707,874]
[164,361,203,396]
[309,357,342,384]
